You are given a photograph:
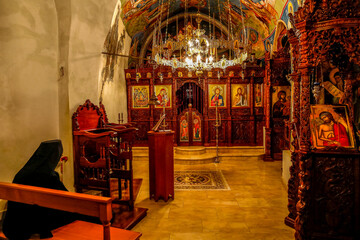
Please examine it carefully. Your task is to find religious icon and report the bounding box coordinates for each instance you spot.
[272,86,291,118]
[310,105,356,149]
[322,66,344,104]
[255,84,263,107]
[180,114,189,142]
[234,40,240,50]
[192,112,201,142]
[154,85,172,108]
[231,84,249,107]
[146,72,152,78]
[209,84,226,107]
[126,73,131,79]
[168,72,172,78]
[187,72,193,78]
[249,29,258,44]
[229,71,234,77]
[136,72,141,79]
[132,86,149,109]
[178,71,183,78]
[208,71,213,78]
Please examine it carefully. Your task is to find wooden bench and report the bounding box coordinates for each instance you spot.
[0,182,141,240]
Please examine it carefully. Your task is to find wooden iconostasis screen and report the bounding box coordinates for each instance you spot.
[125,66,265,146]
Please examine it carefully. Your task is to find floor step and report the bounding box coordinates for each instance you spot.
[174,152,216,164]
[132,146,265,162]
[175,146,206,155]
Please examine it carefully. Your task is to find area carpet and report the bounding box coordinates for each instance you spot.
[174,170,230,190]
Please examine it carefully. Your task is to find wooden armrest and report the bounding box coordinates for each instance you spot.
[107,127,138,134]
[0,182,112,221]
[51,220,141,240]
[73,129,116,138]
[0,182,113,240]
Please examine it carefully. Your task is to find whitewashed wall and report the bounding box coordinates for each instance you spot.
[0,0,130,216]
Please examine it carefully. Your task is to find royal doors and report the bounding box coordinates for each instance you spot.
[178,108,202,145]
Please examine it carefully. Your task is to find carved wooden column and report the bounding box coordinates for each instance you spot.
[172,75,177,145]
[343,73,354,120]
[295,22,312,240]
[126,78,132,123]
[149,76,154,128]
[264,52,272,161]
[250,72,256,144]
[227,76,232,145]
[204,76,209,146]
[285,30,301,228]
[285,73,300,228]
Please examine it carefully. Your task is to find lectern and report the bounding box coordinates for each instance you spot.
[148,130,174,202]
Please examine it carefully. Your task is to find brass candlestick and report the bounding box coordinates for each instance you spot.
[160,100,168,130]
[214,100,221,163]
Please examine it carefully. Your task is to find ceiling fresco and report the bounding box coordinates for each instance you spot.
[120,0,300,60]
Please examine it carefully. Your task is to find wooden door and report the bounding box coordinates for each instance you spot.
[178,107,203,146]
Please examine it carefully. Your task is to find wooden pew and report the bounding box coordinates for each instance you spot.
[0,182,141,240]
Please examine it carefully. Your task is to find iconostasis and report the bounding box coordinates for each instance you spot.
[125,65,265,146]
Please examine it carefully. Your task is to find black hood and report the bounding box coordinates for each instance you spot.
[13,140,63,184]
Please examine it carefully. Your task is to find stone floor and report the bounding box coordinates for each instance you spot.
[132,158,295,240]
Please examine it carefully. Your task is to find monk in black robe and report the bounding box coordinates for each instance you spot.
[2,140,76,239]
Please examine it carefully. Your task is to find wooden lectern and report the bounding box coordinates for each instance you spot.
[148,130,174,202]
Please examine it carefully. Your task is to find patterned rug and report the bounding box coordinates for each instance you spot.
[174,170,230,190]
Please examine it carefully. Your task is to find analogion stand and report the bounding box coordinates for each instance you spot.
[148,130,174,202]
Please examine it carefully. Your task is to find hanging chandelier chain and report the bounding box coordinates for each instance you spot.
[217,0,222,37]
[228,0,233,41]
[151,0,251,71]
[208,0,211,40]
[239,0,246,45]
[165,0,171,43]
[185,0,188,35]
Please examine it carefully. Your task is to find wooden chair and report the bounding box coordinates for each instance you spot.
[0,182,141,240]
[72,100,137,209]
[99,102,132,129]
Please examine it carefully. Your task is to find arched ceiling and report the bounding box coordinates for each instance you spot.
[120,0,300,59]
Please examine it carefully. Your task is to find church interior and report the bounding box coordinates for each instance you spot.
[0,0,360,239]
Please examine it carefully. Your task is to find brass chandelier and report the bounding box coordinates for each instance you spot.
[151,0,251,71]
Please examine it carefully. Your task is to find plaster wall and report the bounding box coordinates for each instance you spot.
[64,0,125,190]
[0,0,59,214]
[0,0,130,214]
[68,0,119,110]
[100,5,131,124]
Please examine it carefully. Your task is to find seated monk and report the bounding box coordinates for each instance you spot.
[2,140,79,239]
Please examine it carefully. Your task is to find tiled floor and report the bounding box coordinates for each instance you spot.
[132,158,295,240]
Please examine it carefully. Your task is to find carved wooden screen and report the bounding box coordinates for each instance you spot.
[179,112,189,143]
[178,108,202,145]
[125,66,265,146]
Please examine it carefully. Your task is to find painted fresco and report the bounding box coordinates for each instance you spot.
[154,85,172,108]
[180,113,189,142]
[192,112,201,142]
[209,84,227,107]
[120,0,300,60]
[255,84,263,107]
[272,86,291,118]
[132,85,149,108]
[231,84,250,107]
[310,105,356,149]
